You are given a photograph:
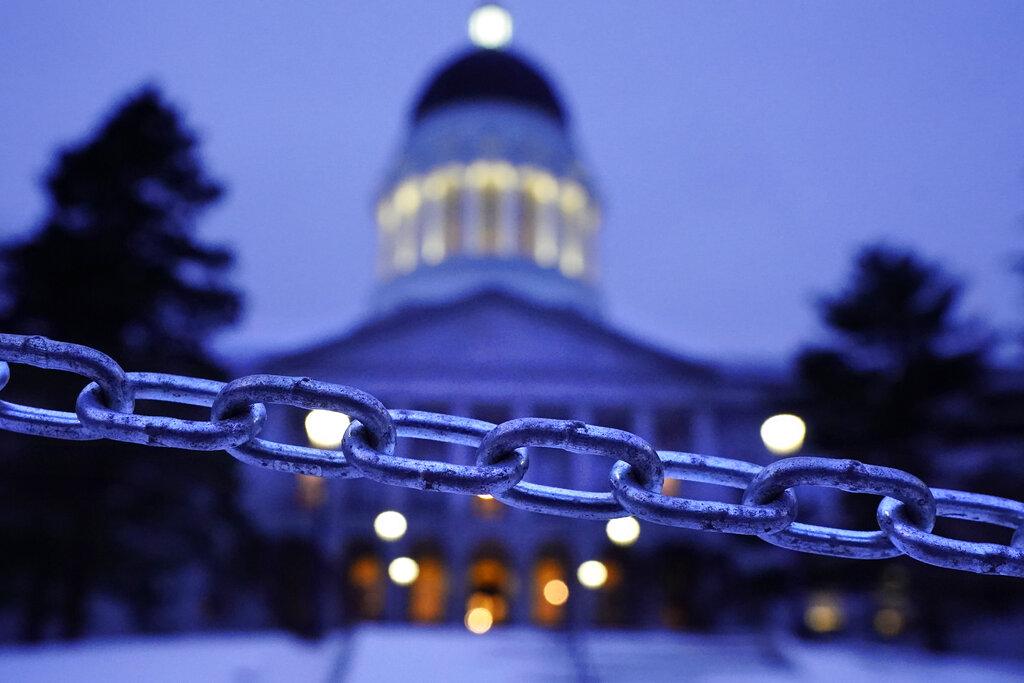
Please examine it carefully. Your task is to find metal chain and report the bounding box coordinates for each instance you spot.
[1,333,1022,577]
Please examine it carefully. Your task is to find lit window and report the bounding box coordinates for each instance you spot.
[760,414,806,455]
[376,200,399,233]
[804,592,843,633]
[559,244,585,278]
[347,553,384,619]
[295,474,325,509]
[873,607,905,638]
[559,181,586,215]
[393,180,422,215]
[409,555,448,623]
[468,554,511,626]
[467,591,507,623]
[533,557,568,625]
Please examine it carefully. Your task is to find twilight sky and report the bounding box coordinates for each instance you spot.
[1,1,1022,364]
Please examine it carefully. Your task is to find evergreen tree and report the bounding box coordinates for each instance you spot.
[793,245,993,651]
[795,245,988,483]
[0,86,243,640]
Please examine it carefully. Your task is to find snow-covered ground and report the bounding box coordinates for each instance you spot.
[1,626,1022,682]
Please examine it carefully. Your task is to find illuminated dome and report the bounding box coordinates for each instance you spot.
[373,12,601,317]
[414,49,566,126]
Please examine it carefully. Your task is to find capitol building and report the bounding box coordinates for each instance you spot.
[245,6,798,636]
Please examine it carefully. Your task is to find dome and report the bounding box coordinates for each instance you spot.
[413,49,566,125]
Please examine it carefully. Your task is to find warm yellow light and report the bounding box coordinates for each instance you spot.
[465,606,494,634]
[559,182,586,215]
[468,4,512,49]
[388,557,419,586]
[296,474,326,509]
[373,510,407,542]
[760,413,806,455]
[577,560,608,589]
[873,607,905,638]
[804,592,843,633]
[477,494,493,500]
[559,246,585,278]
[524,170,559,203]
[605,516,641,546]
[376,201,399,232]
[423,167,458,201]
[304,409,350,449]
[394,180,422,215]
[542,579,569,606]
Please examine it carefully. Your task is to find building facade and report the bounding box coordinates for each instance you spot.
[244,18,796,635]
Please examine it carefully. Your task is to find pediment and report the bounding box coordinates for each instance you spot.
[267,292,714,384]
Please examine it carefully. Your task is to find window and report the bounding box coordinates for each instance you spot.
[409,551,448,623]
[343,549,384,621]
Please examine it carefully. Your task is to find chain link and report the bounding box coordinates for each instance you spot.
[0,333,1021,577]
[743,457,937,559]
[344,409,528,494]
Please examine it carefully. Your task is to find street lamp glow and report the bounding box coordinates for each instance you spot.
[304,409,350,449]
[542,579,569,606]
[373,510,407,541]
[760,414,806,455]
[468,4,513,49]
[577,560,608,589]
[388,557,419,586]
[465,606,494,634]
[605,516,641,546]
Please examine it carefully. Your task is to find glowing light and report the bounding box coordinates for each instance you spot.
[388,557,419,586]
[394,180,422,215]
[373,510,407,542]
[873,607,905,638]
[464,606,494,634]
[804,592,843,633]
[577,560,608,589]
[466,160,517,189]
[524,170,558,203]
[760,413,806,455]
[477,494,493,499]
[423,167,458,201]
[605,516,641,546]
[468,4,512,49]
[296,474,326,509]
[559,246,585,278]
[542,579,569,606]
[376,201,399,232]
[559,182,586,214]
[304,410,350,449]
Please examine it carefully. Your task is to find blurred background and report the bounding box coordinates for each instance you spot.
[0,1,1022,680]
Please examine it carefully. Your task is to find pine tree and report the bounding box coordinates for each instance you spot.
[0,86,243,640]
[793,245,993,651]
[795,246,988,483]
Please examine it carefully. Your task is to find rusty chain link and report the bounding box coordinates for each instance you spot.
[0,333,1022,577]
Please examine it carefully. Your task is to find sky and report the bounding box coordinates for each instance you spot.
[1,1,1022,365]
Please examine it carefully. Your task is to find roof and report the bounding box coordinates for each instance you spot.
[413,49,566,125]
[258,290,738,392]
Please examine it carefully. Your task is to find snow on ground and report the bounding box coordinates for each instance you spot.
[1,626,1022,682]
